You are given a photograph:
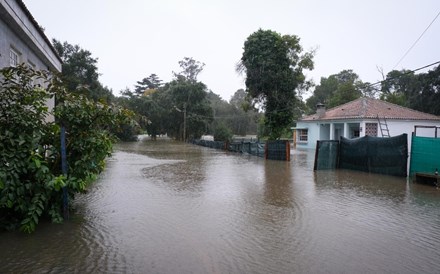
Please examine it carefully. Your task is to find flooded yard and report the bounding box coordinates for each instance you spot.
[1,137,440,273]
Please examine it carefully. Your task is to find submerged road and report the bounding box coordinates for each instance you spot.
[1,137,440,273]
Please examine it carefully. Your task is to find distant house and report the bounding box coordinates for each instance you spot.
[293,97,440,149]
[0,0,62,121]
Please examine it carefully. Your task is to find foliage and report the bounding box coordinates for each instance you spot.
[212,89,260,136]
[0,65,59,232]
[56,91,137,183]
[306,70,363,112]
[412,65,440,115]
[119,58,213,141]
[239,29,314,139]
[307,65,440,117]
[173,57,205,83]
[134,74,162,96]
[0,65,135,233]
[165,78,213,140]
[212,122,233,141]
[378,66,440,115]
[52,39,114,102]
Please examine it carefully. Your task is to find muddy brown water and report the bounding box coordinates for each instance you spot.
[1,137,440,273]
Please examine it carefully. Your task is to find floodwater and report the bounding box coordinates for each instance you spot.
[1,137,440,274]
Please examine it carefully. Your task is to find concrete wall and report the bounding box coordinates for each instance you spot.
[0,19,51,71]
[0,0,61,72]
[1,0,62,122]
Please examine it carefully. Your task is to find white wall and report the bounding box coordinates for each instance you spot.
[296,119,440,151]
[388,120,440,151]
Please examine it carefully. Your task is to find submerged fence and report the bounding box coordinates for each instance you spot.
[409,136,440,176]
[191,139,290,161]
[314,134,408,177]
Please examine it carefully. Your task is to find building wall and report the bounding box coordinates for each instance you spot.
[295,119,440,150]
[0,19,50,71]
[387,120,440,152]
[1,0,62,122]
[0,0,61,72]
[295,121,319,149]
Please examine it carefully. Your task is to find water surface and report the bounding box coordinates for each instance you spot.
[1,137,440,273]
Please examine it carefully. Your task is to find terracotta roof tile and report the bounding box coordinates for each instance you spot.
[300,97,440,121]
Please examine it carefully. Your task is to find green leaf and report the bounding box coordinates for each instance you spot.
[34,158,41,168]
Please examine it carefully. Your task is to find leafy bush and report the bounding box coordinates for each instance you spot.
[213,122,233,142]
[0,65,135,232]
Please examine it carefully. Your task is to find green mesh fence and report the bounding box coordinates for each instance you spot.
[192,139,266,158]
[228,141,265,157]
[265,140,290,161]
[314,140,339,170]
[409,136,440,176]
[314,134,408,177]
[339,134,408,177]
[192,139,289,159]
[191,139,226,149]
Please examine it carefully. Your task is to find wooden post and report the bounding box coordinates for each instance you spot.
[313,141,320,171]
[293,129,297,148]
[61,125,69,220]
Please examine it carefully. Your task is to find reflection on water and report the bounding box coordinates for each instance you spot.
[1,137,440,273]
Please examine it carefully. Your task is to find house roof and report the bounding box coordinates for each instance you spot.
[300,97,440,121]
[16,0,63,64]
[1,0,62,67]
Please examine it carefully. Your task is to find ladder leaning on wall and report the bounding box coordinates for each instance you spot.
[377,115,390,137]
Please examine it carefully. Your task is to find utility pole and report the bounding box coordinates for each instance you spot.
[174,104,187,142]
[183,103,187,142]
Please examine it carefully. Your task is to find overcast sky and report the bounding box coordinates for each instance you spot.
[24,0,440,101]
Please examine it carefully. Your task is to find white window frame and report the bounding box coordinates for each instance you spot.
[297,129,308,142]
[10,48,19,67]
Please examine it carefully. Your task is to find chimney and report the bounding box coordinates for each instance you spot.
[316,103,326,118]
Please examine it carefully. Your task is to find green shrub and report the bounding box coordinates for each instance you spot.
[0,65,135,232]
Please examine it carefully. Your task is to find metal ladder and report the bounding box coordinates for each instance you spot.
[377,115,390,137]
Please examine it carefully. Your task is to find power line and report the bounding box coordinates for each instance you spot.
[392,9,440,70]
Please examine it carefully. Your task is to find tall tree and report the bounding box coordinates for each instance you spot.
[306,70,363,112]
[52,39,113,102]
[173,57,205,83]
[228,89,260,135]
[239,29,314,139]
[379,69,419,107]
[410,65,440,115]
[134,73,162,96]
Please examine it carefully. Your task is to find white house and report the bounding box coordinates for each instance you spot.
[0,0,62,121]
[293,97,440,150]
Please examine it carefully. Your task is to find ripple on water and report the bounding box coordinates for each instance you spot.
[2,141,440,273]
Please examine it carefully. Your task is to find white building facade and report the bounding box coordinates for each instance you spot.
[294,98,440,150]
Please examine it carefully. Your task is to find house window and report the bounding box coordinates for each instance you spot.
[365,123,377,136]
[10,48,19,67]
[297,129,308,142]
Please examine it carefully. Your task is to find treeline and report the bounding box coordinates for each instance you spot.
[116,58,260,141]
[304,66,440,116]
[53,33,440,142]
